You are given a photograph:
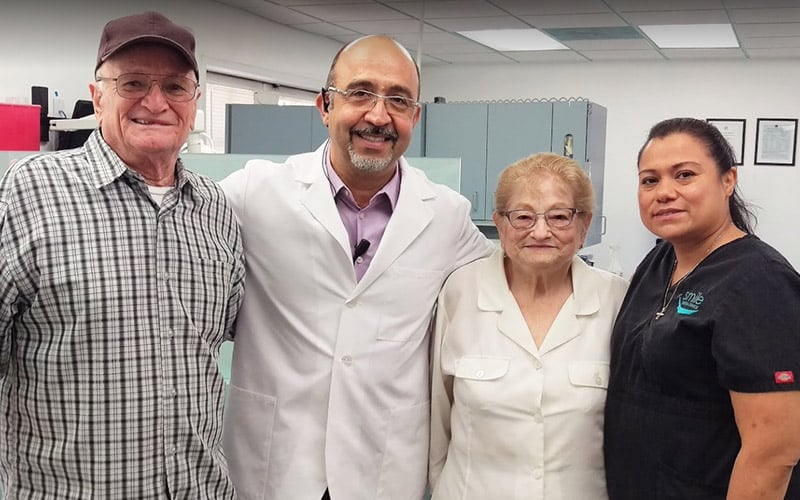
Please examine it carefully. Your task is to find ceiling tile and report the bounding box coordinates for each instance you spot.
[213,0,322,24]
[426,16,530,31]
[336,19,442,33]
[746,47,800,57]
[729,8,800,23]
[291,22,360,36]
[389,1,508,18]
[562,38,653,50]
[740,36,800,48]
[579,49,665,60]
[661,48,745,59]
[503,50,589,62]
[292,3,411,22]
[490,0,614,15]
[435,52,519,63]
[735,23,800,37]
[724,0,800,7]
[391,31,472,45]
[519,13,629,28]
[619,10,731,25]
[607,0,724,11]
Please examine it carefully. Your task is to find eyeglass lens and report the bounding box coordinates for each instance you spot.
[113,73,197,102]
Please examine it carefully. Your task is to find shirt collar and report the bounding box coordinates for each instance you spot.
[83,130,202,198]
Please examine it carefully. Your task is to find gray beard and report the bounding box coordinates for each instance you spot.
[348,142,394,172]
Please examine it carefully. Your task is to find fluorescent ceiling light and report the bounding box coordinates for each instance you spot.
[458,29,568,51]
[639,24,739,49]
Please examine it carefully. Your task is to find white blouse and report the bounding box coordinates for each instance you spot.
[429,249,628,500]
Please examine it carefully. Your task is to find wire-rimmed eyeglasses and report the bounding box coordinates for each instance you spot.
[326,86,419,117]
[95,73,199,102]
[502,208,583,230]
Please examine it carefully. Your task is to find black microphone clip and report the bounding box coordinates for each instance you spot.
[353,239,370,263]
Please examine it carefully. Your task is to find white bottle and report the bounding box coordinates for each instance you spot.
[52,90,66,118]
[608,244,624,277]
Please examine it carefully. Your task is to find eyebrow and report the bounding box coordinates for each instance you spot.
[638,160,700,175]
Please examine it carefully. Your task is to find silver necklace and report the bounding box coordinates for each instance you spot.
[654,225,729,320]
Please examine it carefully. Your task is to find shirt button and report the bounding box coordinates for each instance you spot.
[533,360,542,370]
[166,445,177,456]
[594,373,603,386]
[475,369,485,378]
[161,272,171,282]
[533,412,543,423]
[346,300,358,308]
[355,256,364,264]
[533,468,543,480]
[163,328,175,340]
[341,355,353,366]
[358,213,365,219]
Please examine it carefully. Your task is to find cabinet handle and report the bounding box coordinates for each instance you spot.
[601,215,607,235]
[471,191,479,214]
[563,133,574,159]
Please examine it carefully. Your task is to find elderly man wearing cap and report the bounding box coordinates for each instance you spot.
[0,11,244,499]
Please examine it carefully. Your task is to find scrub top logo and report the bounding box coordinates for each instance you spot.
[677,291,704,315]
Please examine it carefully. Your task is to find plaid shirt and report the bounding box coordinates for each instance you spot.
[0,131,245,499]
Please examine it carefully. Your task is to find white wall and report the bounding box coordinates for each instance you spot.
[421,60,800,274]
[0,0,340,116]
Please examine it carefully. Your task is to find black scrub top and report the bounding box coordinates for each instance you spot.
[604,235,800,500]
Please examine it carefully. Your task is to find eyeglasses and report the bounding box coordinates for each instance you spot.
[503,208,582,230]
[95,73,199,102]
[326,86,419,117]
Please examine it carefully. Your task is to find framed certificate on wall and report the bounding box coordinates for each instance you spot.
[755,118,797,166]
[707,118,745,166]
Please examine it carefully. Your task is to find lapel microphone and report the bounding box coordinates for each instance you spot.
[353,239,370,263]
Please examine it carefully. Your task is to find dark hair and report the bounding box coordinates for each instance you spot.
[638,117,756,234]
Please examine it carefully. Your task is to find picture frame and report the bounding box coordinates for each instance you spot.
[754,118,798,166]
[707,118,745,166]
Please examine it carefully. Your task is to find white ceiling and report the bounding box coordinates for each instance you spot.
[212,0,800,65]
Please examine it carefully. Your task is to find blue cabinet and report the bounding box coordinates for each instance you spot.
[424,103,488,220]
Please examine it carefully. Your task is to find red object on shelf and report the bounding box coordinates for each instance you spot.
[0,103,41,151]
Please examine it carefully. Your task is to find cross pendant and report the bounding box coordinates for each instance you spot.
[655,311,665,320]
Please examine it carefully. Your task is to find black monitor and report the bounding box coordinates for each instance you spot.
[57,100,95,150]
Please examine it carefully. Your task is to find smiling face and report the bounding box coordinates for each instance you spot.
[90,43,198,173]
[637,132,736,245]
[317,36,420,177]
[494,173,590,274]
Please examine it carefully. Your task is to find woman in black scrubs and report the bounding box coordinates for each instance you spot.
[604,117,800,500]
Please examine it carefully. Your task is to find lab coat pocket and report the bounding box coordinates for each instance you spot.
[223,385,277,500]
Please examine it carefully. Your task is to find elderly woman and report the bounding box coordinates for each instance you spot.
[429,153,628,500]
[604,118,800,499]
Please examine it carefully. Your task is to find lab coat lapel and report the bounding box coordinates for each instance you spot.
[295,145,351,262]
[478,250,540,358]
[354,160,433,294]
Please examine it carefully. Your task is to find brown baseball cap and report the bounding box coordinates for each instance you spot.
[96,11,198,78]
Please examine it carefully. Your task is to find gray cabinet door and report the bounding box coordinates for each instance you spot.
[227,104,315,154]
[424,103,488,220]
[486,102,553,218]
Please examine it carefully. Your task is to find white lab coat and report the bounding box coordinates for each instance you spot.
[220,143,494,500]
[429,250,629,500]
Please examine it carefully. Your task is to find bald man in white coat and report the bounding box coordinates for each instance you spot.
[220,35,494,500]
